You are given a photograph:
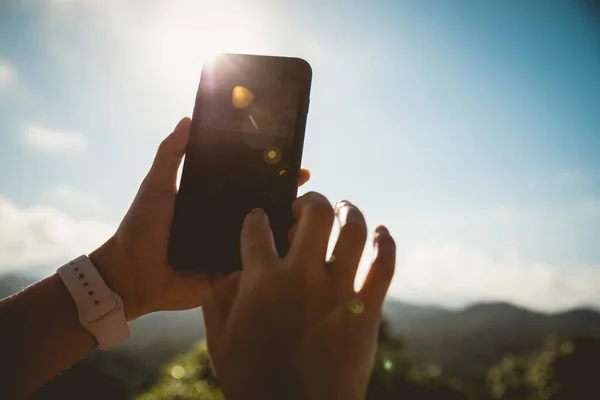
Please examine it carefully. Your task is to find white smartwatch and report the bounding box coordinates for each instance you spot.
[57,255,130,350]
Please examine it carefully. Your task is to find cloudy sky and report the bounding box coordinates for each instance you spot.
[1,0,599,311]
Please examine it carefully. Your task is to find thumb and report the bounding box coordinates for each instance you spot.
[146,117,191,191]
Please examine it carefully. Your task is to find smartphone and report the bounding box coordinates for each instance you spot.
[168,53,312,274]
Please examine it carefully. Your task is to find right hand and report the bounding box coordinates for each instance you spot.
[203,192,396,400]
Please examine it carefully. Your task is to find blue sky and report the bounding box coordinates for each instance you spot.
[0,0,599,310]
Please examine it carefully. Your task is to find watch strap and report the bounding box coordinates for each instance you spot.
[57,255,130,349]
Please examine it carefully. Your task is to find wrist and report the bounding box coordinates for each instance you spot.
[89,237,140,321]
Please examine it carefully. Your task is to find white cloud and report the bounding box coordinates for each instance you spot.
[2,192,598,312]
[47,186,105,216]
[0,196,114,274]
[0,60,17,89]
[389,242,600,312]
[23,124,86,153]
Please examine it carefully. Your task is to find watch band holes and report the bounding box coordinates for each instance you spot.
[83,282,89,287]
[88,291,94,296]
[94,300,100,305]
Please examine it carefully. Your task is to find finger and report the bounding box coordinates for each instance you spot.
[145,117,191,191]
[330,201,368,290]
[220,271,242,296]
[160,272,212,311]
[202,272,242,331]
[359,226,396,305]
[298,168,311,187]
[288,192,335,266]
[240,209,278,287]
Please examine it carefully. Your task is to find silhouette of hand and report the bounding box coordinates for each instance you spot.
[203,193,396,400]
[89,117,310,321]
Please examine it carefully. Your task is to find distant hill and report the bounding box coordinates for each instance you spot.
[0,273,36,298]
[3,273,600,397]
[385,300,600,385]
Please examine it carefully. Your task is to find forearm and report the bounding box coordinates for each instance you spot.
[0,273,97,398]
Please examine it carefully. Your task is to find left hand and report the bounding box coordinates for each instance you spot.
[89,117,311,321]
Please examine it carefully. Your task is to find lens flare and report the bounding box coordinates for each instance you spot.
[349,297,365,314]
[248,113,259,130]
[383,359,393,371]
[170,365,185,379]
[263,147,282,164]
[232,85,254,109]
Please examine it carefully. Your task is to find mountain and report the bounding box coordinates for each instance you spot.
[382,300,449,330]
[385,300,600,386]
[3,273,600,397]
[0,273,36,298]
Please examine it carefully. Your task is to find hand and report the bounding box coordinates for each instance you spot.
[203,193,396,400]
[89,117,311,321]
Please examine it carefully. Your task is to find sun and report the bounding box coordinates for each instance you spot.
[138,3,268,96]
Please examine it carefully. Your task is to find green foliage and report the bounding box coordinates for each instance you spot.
[138,318,470,400]
[487,335,600,400]
[137,341,223,400]
[368,333,469,400]
[134,322,600,400]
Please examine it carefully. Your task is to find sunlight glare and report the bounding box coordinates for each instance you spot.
[176,155,185,191]
[136,2,269,104]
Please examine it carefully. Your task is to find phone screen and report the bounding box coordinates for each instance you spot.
[169,54,312,273]
[189,79,299,197]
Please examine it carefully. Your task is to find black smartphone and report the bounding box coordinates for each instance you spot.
[168,53,312,274]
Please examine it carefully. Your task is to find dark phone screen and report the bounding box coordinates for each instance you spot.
[189,78,300,196]
[171,66,305,273]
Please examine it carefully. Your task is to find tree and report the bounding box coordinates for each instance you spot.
[487,335,600,400]
[137,341,222,400]
[138,319,470,400]
[367,319,469,400]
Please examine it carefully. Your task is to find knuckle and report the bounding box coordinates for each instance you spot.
[293,191,334,221]
[312,201,334,221]
[304,192,334,219]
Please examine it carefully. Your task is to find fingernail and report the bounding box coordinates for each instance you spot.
[249,208,269,222]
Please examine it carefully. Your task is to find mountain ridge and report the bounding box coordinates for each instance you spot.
[3,272,600,387]
[2,272,599,317]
